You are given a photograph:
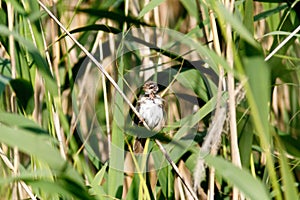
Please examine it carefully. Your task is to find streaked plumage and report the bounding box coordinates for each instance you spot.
[134,81,165,153]
[136,81,164,131]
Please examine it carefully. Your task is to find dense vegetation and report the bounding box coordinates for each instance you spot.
[0,0,299,199]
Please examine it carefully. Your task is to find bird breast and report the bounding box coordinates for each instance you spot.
[138,97,164,130]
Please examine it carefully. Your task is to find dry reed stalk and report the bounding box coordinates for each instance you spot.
[193,5,227,199]
[6,3,23,199]
[52,106,67,159]
[48,1,61,89]
[0,147,37,200]
[223,0,243,199]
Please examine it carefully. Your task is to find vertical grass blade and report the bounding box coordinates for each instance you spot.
[107,56,125,198]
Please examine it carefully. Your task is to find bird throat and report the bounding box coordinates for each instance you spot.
[144,92,156,100]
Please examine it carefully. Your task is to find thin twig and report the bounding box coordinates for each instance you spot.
[155,140,198,200]
[265,24,300,61]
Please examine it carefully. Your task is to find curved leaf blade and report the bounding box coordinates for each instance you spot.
[205,155,270,200]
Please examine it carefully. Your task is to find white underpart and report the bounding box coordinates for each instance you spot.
[138,96,164,130]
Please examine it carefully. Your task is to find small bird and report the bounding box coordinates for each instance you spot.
[134,81,165,152]
[136,81,165,131]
